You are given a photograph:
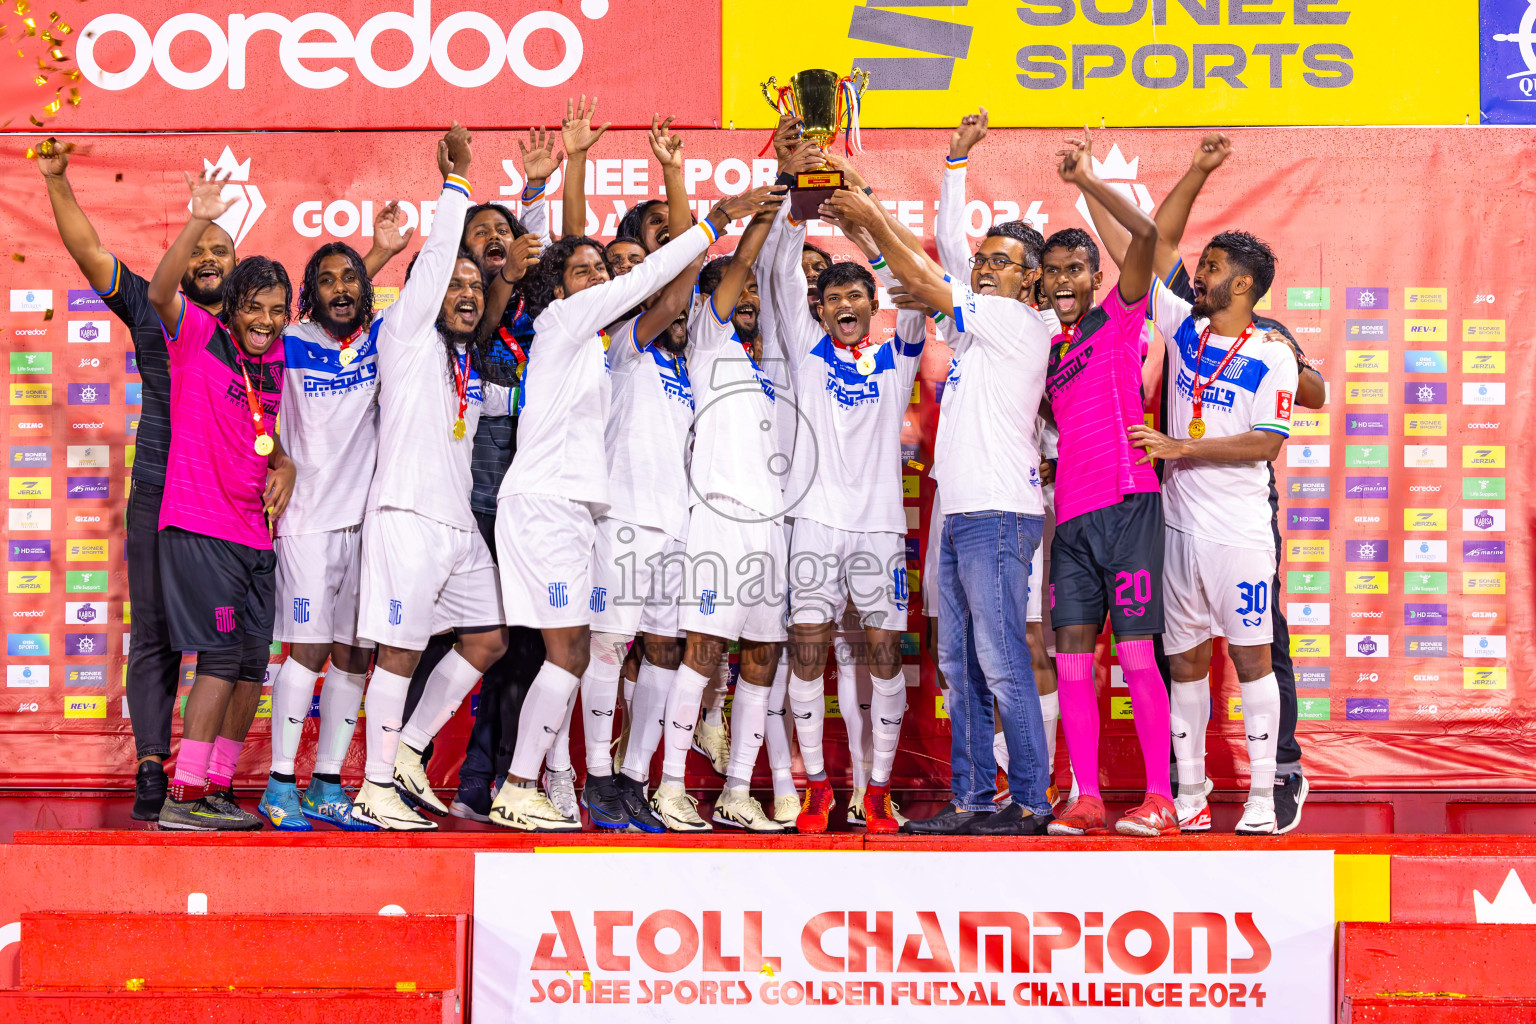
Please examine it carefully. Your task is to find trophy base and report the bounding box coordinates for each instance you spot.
[789,169,844,222]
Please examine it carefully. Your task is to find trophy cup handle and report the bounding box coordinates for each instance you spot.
[761,77,781,112]
[849,67,870,96]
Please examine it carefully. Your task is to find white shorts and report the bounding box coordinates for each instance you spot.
[498,492,597,630]
[357,509,503,651]
[637,532,688,639]
[787,518,907,630]
[1162,526,1277,656]
[274,527,371,648]
[677,498,787,643]
[589,517,674,637]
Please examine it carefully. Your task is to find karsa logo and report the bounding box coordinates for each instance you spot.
[78,4,597,94]
[66,602,105,625]
[1464,508,1506,532]
[68,319,109,344]
[1348,634,1387,658]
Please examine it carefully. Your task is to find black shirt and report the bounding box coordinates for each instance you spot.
[99,257,173,494]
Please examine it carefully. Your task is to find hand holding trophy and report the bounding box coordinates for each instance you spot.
[760,68,870,220]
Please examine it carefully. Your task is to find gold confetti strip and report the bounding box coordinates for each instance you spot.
[67,86,77,105]
[11,253,24,262]
[28,114,42,126]
[42,307,53,320]
[17,1,30,15]
[582,972,592,991]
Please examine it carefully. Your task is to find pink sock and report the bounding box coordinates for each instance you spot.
[1055,652,1100,799]
[1118,640,1173,800]
[205,736,243,790]
[173,738,214,789]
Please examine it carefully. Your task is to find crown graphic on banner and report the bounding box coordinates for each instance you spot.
[1473,869,1536,924]
[1091,144,1140,181]
[189,146,266,248]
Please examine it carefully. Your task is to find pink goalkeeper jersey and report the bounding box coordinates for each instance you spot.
[1043,286,1160,523]
[160,302,285,550]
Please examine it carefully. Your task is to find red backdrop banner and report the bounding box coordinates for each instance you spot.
[0,126,1527,793]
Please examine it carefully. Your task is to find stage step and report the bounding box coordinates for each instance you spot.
[19,912,463,992]
[1342,997,1536,1023]
[0,989,451,1023]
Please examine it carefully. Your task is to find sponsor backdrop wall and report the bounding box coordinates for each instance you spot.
[0,125,1527,792]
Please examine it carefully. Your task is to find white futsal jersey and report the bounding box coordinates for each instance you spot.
[366,178,510,531]
[771,213,925,535]
[686,294,781,520]
[603,314,695,538]
[499,221,718,517]
[1152,279,1297,551]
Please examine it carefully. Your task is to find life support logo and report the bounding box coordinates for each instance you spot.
[78,1,606,93]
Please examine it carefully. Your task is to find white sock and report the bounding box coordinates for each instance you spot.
[702,653,729,726]
[868,671,905,786]
[787,672,827,778]
[623,671,637,720]
[509,661,580,780]
[1170,677,1211,794]
[363,667,411,785]
[661,664,710,784]
[544,682,578,773]
[835,635,872,788]
[725,680,770,789]
[764,655,796,799]
[314,667,366,775]
[400,648,484,754]
[622,659,673,785]
[269,658,319,776]
[1039,690,1060,774]
[1239,672,1281,799]
[581,632,630,776]
[993,729,1009,775]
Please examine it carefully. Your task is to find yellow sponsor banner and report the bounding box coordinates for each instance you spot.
[1404,287,1448,310]
[1346,572,1388,595]
[1111,696,1133,720]
[1403,413,1445,436]
[1291,634,1330,658]
[65,697,107,719]
[902,474,920,498]
[1462,573,1506,596]
[721,0,1477,129]
[1290,412,1329,435]
[1462,351,1506,374]
[8,476,51,499]
[1402,319,1448,343]
[7,571,49,593]
[1403,509,1447,531]
[1463,445,1506,468]
[934,694,949,720]
[125,444,136,469]
[1287,540,1329,561]
[1345,382,1387,404]
[1345,350,1387,373]
[9,383,52,406]
[256,694,273,719]
[1464,667,1507,691]
[1462,319,1505,342]
[1226,696,1243,721]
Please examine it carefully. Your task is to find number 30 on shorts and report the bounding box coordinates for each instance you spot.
[1236,580,1268,627]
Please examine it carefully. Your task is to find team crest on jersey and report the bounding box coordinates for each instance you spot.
[649,348,694,409]
[589,587,607,613]
[1276,391,1294,419]
[548,582,569,609]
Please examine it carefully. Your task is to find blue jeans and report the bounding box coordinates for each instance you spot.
[938,510,1050,815]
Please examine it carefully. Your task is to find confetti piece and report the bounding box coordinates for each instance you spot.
[11,254,24,263]
[17,1,30,14]
[59,24,72,37]
[23,146,34,158]
[582,972,592,991]
[68,87,78,105]
[23,17,35,36]
[42,307,53,320]
[31,74,43,85]
[125,979,144,992]
[759,963,775,977]
[28,115,42,126]
[396,981,417,993]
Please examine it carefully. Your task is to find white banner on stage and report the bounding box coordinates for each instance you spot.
[472,850,1334,1023]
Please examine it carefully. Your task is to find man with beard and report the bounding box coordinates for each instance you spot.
[38,141,302,821]
[144,167,293,830]
[819,178,1057,838]
[397,131,555,823]
[1128,229,1296,836]
[349,125,514,831]
[1080,134,1325,835]
[489,183,781,832]
[770,185,926,836]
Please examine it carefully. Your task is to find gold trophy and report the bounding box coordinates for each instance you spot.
[761,67,870,221]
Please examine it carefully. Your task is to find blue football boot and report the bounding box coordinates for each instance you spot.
[258,778,313,832]
[303,777,378,831]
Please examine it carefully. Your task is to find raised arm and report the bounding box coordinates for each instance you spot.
[710,208,777,322]
[147,170,237,332]
[387,125,475,343]
[36,142,115,292]
[1058,127,1157,304]
[1153,134,1230,277]
[362,199,416,280]
[820,188,951,314]
[560,95,608,239]
[937,109,988,277]
[648,115,692,245]
[517,126,562,246]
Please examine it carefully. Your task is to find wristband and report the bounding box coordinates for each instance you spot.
[861,185,874,196]
[775,171,796,188]
[444,174,471,198]
[699,218,723,244]
[944,155,967,170]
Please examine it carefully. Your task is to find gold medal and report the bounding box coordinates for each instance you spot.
[254,434,275,456]
[453,417,467,440]
[1188,417,1206,439]
[855,351,877,376]
[338,347,357,367]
